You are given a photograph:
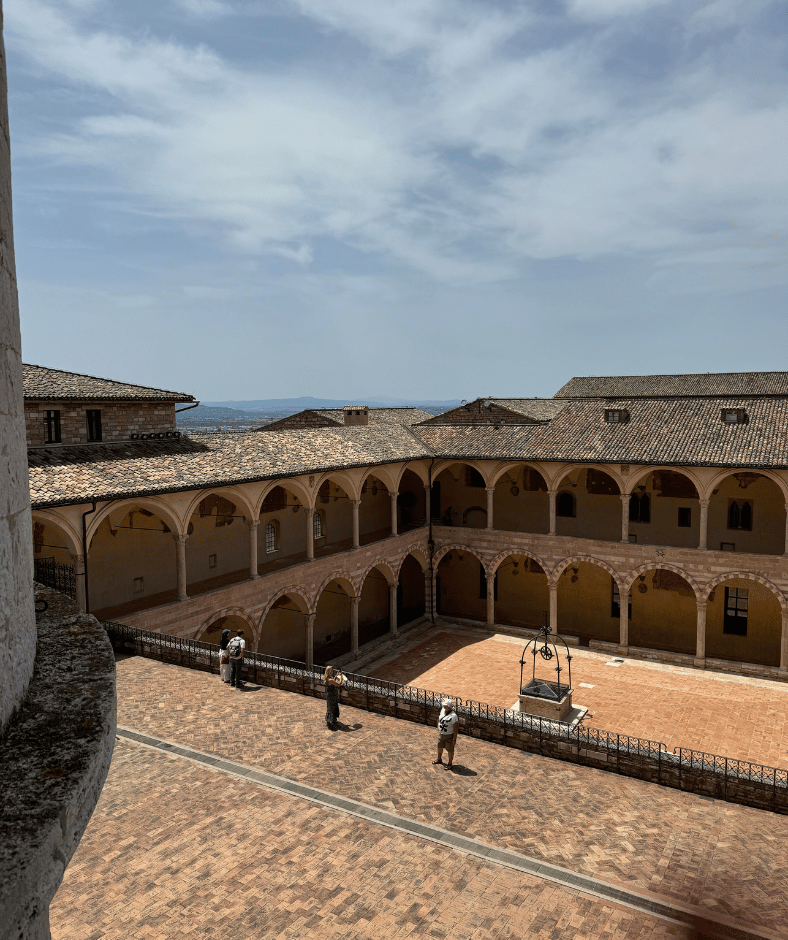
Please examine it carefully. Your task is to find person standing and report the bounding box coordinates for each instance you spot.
[433,699,459,769]
[218,628,231,683]
[227,629,246,689]
[324,665,344,728]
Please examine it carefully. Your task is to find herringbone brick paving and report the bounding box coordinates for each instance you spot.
[368,628,788,766]
[51,740,687,940]
[96,655,788,936]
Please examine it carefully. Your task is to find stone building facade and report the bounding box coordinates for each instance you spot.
[26,369,788,681]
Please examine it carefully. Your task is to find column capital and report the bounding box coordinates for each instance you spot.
[699,498,710,508]
[245,518,259,528]
[173,532,188,543]
[485,486,495,494]
[350,595,361,606]
[620,493,631,503]
[351,497,361,506]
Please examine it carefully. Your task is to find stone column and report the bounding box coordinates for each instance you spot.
[390,491,398,536]
[305,613,315,669]
[486,573,495,626]
[548,490,557,536]
[71,554,87,613]
[174,534,188,601]
[695,601,707,664]
[389,583,398,636]
[549,583,558,632]
[698,499,709,551]
[306,508,314,561]
[619,589,629,648]
[351,499,361,549]
[620,494,630,544]
[486,487,494,530]
[424,484,431,524]
[781,612,788,673]
[350,596,360,655]
[246,520,259,579]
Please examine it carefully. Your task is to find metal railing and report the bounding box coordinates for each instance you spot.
[104,620,788,812]
[34,557,76,600]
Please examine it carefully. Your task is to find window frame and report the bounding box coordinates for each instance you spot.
[43,409,61,444]
[727,500,753,531]
[677,507,692,528]
[265,521,279,553]
[723,586,748,635]
[86,408,102,442]
[313,510,325,540]
[556,491,576,518]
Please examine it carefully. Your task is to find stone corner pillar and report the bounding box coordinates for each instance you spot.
[486,571,495,626]
[390,491,398,536]
[306,508,315,561]
[485,487,494,530]
[351,499,361,549]
[305,613,315,669]
[694,600,707,664]
[389,583,398,636]
[350,595,360,655]
[619,588,629,647]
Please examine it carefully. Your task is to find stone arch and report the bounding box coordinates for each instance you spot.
[193,606,256,642]
[432,459,493,487]
[255,478,311,515]
[627,465,702,498]
[311,571,356,614]
[704,468,788,503]
[395,546,428,576]
[489,548,549,579]
[357,559,396,593]
[433,543,485,568]
[314,470,357,502]
[183,486,256,526]
[359,466,398,494]
[396,461,429,487]
[554,463,623,493]
[489,461,548,489]
[702,571,787,611]
[31,509,81,558]
[551,554,623,588]
[86,496,184,549]
[623,563,702,600]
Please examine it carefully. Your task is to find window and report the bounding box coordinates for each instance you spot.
[265,522,277,553]
[723,586,748,635]
[556,492,575,517]
[313,512,323,539]
[721,408,746,425]
[133,576,144,594]
[728,500,752,530]
[604,409,628,424]
[44,409,61,444]
[629,493,650,523]
[611,579,631,618]
[478,564,497,600]
[677,507,692,527]
[86,409,102,442]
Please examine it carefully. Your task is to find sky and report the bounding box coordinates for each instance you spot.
[5,0,788,401]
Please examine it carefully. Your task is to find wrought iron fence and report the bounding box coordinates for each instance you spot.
[103,621,788,813]
[34,556,76,600]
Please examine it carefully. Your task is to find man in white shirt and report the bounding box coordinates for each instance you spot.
[228,629,246,689]
[433,699,459,769]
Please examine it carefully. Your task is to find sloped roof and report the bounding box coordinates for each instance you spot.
[418,398,567,426]
[554,372,788,399]
[260,407,431,431]
[29,426,431,509]
[23,364,195,402]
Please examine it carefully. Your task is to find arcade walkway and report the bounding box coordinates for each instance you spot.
[50,653,788,940]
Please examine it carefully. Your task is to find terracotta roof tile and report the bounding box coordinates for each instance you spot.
[23,364,195,402]
[554,372,788,399]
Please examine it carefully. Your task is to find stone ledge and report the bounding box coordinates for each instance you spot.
[0,584,116,940]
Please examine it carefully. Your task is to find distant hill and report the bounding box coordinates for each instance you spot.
[200,397,462,411]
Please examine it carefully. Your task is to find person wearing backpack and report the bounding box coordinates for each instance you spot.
[227,629,246,689]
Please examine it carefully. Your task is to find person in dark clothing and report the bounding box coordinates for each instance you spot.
[324,665,344,727]
[227,629,246,689]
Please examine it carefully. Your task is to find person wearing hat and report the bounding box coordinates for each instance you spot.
[227,629,246,689]
[433,699,459,769]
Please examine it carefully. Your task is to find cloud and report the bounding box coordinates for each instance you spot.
[7,0,788,292]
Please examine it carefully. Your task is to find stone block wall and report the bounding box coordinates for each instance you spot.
[25,400,177,446]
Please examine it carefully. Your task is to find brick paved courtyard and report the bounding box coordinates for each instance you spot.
[50,648,788,940]
[368,626,788,767]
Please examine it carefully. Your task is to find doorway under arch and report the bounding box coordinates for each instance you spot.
[398,553,426,627]
[494,554,549,630]
[257,592,310,660]
[628,568,696,655]
[313,577,353,665]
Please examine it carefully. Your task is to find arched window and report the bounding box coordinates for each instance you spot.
[265,522,278,553]
[313,512,324,539]
[629,493,650,523]
[556,492,575,517]
[728,501,753,531]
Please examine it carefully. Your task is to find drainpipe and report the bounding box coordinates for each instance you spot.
[81,500,97,614]
[427,458,435,624]
[174,401,200,414]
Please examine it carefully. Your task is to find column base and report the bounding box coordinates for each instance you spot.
[693,657,706,668]
[177,594,189,602]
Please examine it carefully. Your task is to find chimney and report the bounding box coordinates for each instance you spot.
[344,405,369,427]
